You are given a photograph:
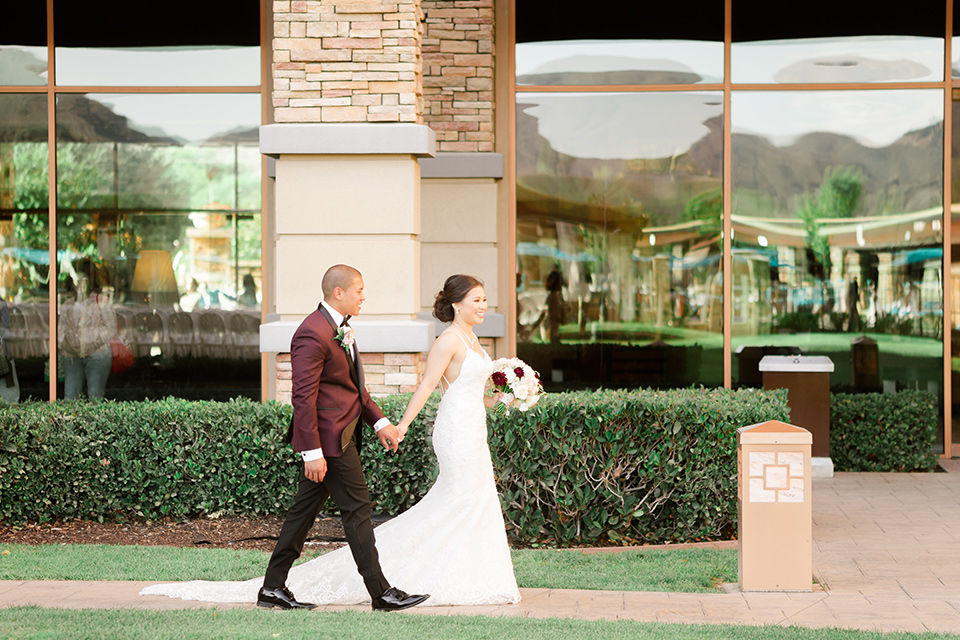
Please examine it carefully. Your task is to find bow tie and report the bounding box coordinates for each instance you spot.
[341,315,351,327]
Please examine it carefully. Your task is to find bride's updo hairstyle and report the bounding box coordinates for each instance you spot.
[433,274,484,323]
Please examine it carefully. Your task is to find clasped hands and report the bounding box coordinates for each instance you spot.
[377,422,409,453]
[306,422,409,483]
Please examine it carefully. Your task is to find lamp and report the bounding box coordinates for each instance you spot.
[131,250,179,307]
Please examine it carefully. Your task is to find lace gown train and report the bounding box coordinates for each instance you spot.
[141,345,520,607]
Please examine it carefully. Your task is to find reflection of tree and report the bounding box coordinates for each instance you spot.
[11,141,195,292]
[794,166,864,327]
[681,188,721,237]
[797,166,864,270]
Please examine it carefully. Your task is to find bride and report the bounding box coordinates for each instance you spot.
[141,275,520,607]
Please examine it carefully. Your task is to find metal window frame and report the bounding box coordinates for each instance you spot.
[0,0,269,400]
[508,0,955,456]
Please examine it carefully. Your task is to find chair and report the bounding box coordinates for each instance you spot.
[132,311,166,358]
[5,307,29,359]
[228,312,260,360]
[167,311,197,358]
[197,311,228,359]
[21,306,49,357]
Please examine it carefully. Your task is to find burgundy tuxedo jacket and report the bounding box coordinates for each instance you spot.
[286,304,386,458]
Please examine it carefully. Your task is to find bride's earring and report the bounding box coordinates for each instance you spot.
[455,306,460,314]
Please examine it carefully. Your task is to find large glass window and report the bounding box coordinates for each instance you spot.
[516,3,724,86]
[53,0,260,86]
[55,94,261,400]
[731,90,944,399]
[732,0,944,84]
[950,98,960,457]
[516,92,723,390]
[0,4,47,86]
[0,94,50,401]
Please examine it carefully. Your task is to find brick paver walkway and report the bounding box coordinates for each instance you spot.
[2,460,959,633]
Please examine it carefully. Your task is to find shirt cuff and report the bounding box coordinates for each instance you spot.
[373,418,391,432]
[300,447,324,461]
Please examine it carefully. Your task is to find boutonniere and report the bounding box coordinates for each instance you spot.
[335,325,355,352]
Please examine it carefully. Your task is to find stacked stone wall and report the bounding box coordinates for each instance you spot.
[421,0,495,151]
[360,352,424,395]
[276,352,424,403]
[272,0,424,123]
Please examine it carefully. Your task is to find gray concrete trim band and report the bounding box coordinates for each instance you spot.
[260,319,435,353]
[259,123,436,158]
[415,311,506,338]
[418,152,504,179]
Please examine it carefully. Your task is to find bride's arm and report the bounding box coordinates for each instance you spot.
[482,392,503,409]
[395,334,459,440]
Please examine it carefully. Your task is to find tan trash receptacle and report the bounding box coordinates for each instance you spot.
[737,420,813,592]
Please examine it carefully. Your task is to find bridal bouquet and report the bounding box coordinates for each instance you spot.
[490,357,543,415]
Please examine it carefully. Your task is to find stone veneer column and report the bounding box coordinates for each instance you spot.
[275,352,423,403]
[260,123,436,399]
[421,0,495,152]
[263,0,505,399]
[263,0,435,400]
[273,0,423,123]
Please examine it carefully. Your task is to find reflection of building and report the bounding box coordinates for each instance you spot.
[1,2,263,401]
[3,1,960,454]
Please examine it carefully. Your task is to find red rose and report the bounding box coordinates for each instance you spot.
[514,367,525,378]
[492,372,507,386]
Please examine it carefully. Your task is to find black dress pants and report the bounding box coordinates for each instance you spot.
[263,438,390,599]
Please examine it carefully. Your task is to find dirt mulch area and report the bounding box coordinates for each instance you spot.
[0,516,350,553]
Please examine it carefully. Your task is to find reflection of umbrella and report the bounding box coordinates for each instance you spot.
[890,247,942,266]
[518,55,702,85]
[518,92,723,161]
[517,242,595,262]
[775,55,930,83]
[2,248,80,265]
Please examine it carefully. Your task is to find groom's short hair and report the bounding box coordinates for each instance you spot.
[322,264,361,298]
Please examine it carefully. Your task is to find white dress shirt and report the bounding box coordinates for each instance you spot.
[300,300,390,462]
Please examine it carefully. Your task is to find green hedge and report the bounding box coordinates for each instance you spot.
[0,397,440,525]
[0,388,789,546]
[830,390,939,472]
[487,388,788,546]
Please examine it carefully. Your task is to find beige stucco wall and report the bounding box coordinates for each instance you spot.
[275,234,420,319]
[420,177,499,310]
[275,155,421,235]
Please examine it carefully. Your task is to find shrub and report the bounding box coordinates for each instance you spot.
[830,390,938,472]
[0,397,439,525]
[0,388,789,547]
[488,387,789,546]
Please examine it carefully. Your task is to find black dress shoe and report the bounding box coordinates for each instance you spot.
[371,587,430,612]
[257,586,317,610]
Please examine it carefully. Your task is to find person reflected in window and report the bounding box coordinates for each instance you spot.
[59,262,116,399]
[545,265,566,344]
[179,278,204,312]
[238,274,258,309]
[847,277,860,333]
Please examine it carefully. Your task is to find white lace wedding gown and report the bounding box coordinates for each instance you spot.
[141,343,521,607]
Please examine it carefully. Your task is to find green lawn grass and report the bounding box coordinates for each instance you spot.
[0,544,737,594]
[1,607,957,640]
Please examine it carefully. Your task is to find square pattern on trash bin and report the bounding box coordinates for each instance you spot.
[748,451,804,503]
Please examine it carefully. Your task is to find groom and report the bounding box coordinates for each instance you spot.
[258,264,429,612]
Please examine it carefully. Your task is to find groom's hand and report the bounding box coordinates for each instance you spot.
[378,424,400,453]
[304,457,327,483]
